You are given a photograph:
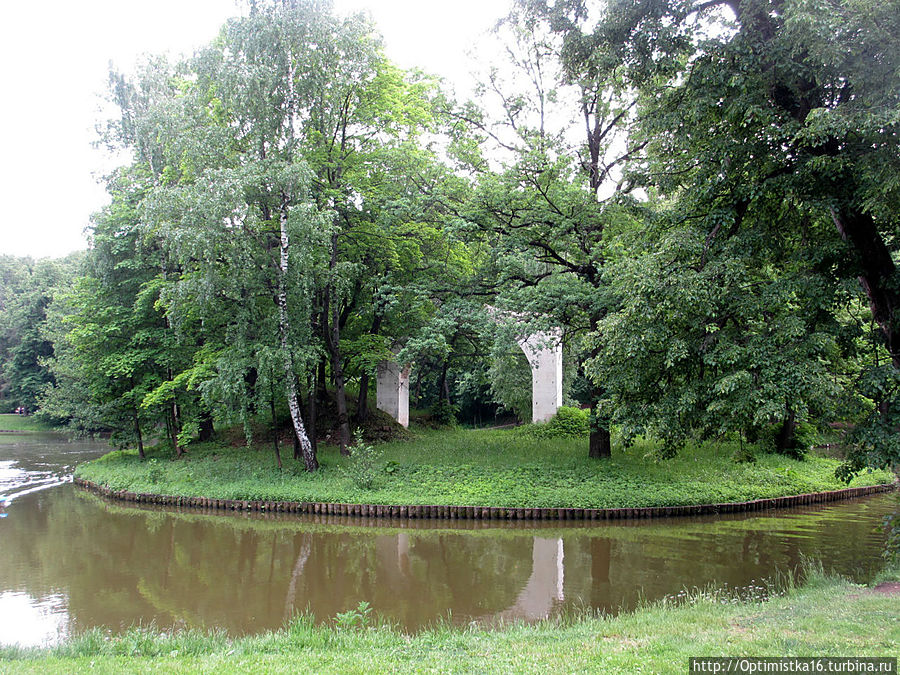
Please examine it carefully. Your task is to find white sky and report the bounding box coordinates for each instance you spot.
[0,0,510,259]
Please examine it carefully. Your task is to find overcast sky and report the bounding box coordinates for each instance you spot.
[0,0,509,259]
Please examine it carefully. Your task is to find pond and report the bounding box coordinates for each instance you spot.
[0,432,895,647]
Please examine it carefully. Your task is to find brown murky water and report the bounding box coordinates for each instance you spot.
[0,433,896,647]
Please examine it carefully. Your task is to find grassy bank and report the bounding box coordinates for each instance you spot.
[0,414,54,432]
[74,428,895,509]
[2,566,897,674]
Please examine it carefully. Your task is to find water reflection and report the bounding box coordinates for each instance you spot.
[0,433,895,647]
[491,538,565,624]
[0,592,69,647]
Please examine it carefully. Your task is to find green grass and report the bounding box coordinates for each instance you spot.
[0,414,54,432]
[2,566,897,674]
[74,428,895,509]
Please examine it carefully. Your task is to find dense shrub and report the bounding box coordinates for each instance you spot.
[516,406,590,439]
[755,422,817,461]
[427,400,459,428]
[544,406,590,437]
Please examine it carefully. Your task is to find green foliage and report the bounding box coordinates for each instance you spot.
[732,442,757,465]
[516,406,590,439]
[0,255,81,414]
[567,0,900,471]
[837,366,900,480]
[793,424,819,454]
[542,406,589,438]
[146,458,164,485]
[590,218,850,457]
[427,400,459,428]
[83,0,477,465]
[333,601,373,631]
[341,431,383,490]
[487,345,531,422]
[9,0,898,481]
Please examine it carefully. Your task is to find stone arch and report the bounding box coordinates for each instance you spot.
[516,329,563,424]
[375,325,562,428]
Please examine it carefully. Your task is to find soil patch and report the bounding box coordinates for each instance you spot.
[869,582,900,596]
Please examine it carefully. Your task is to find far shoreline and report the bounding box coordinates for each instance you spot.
[71,427,898,521]
[73,475,897,521]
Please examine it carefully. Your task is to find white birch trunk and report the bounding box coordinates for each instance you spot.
[278,207,318,471]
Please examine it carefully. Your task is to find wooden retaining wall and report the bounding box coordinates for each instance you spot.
[72,477,896,521]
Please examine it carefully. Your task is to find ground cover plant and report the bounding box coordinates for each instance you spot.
[74,427,894,510]
[0,414,55,433]
[2,566,897,674]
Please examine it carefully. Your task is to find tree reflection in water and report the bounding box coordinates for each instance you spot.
[0,484,894,645]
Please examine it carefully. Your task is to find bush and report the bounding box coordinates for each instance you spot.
[515,406,590,439]
[753,421,815,461]
[792,423,818,453]
[732,443,757,464]
[427,400,459,428]
[341,431,383,489]
[544,406,590,437]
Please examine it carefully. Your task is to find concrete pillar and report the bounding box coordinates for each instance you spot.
[516,331,563,423]
[376,361,410,427]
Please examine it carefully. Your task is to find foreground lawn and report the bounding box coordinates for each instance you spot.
[3,567,897,674]
[74,428,895,509]
[0,414,54,432]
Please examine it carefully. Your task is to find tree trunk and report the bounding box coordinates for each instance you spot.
[326,231,352,456]
[134,409,145,460]
[437,360,450,403]
[774,406,796,454]
[307,372,317,454]
[277,198,318,472]
[270,386,282,470]
[244,367,258,417]
[587,314,611,459]
[170,401,183,458]
[330,335,352,455]
[831,207,900,369]
[316,354,328,404]
[354,313,383,425]
[198,410,215,442]
[355,371,371,425]
[589,426,611,459]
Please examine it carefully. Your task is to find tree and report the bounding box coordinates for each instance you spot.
[102,0,450,469]
[0,255,80,414]
[591,207,858,457]
[118,10,331,470]
[536,0,900,470]
[41,168,174,456]
[453,5,644,457]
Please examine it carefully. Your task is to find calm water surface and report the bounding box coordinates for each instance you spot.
[0,432,896,647]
